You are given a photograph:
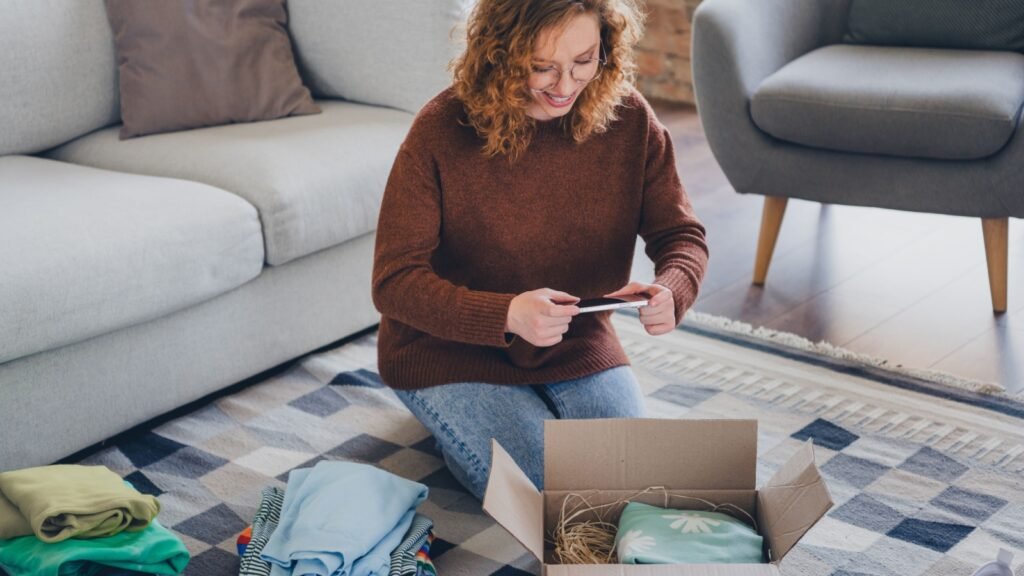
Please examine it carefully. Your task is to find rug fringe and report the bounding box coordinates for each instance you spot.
[681,311,1006,396]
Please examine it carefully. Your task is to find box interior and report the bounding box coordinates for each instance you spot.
[542,488,765,565]
[543,419,758,492]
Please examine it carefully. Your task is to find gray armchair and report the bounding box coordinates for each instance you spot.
[691,0,1024,313]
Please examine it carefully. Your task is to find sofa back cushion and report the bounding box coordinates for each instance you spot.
[0,0,120,156]
[287,0,473,115]
[844,0,1024,52]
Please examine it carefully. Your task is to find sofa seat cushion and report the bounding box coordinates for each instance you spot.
[0,156,264,365]
[751,45,1024,160]
[48,100,415,266]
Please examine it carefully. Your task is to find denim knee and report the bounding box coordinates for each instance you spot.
[543,366,647,419]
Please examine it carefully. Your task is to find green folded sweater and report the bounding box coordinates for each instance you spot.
[0,517,189,576]
[0,465,160,542]
[614,502,764,564]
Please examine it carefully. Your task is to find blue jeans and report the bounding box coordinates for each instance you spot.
[393,366,647,501]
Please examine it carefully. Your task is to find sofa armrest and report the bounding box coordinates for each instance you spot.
[287,0,473,115]
[692,0,847,191]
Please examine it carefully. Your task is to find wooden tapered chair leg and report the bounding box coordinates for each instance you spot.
[753,196,789,285]
[981,217,1008,314]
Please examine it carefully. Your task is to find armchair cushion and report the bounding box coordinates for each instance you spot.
[845,0,1024,53]
[751,45,1024,160]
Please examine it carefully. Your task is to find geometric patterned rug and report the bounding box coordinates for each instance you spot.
[66,312,1023,576]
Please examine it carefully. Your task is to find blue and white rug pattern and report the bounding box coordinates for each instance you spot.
[69,313,1023,575]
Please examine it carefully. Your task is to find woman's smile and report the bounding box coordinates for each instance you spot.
[539,87,579,108]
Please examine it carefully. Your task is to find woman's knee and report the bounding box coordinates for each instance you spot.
[394,388,491,497]
[545,366,647,419]
[601,367,647,417]
[437,443,490,501]
[394,383,548,498]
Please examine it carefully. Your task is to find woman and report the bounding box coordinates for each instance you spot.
[371,0,708,501]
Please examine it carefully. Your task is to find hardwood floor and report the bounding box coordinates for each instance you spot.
[646,101,1024,394]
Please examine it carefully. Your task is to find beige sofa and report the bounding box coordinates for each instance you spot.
[0,0,471,470]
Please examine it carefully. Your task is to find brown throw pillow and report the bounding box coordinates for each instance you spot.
[105,0,320,139]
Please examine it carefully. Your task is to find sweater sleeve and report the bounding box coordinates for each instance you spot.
[372,141,518,348]
[638,104,710,326]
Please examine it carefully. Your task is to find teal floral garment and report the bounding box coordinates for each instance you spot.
[613,502,764,564]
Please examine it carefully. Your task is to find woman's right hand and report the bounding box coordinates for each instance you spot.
[505,288,581,347]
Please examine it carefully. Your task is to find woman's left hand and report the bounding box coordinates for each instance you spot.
[604,281,675,336]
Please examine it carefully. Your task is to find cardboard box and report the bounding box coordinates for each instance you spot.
[483,419,833,575]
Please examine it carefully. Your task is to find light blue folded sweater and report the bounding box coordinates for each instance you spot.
[261,461,428,576]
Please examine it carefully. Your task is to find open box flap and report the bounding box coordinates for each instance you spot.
[544,419,757,491]
[757,440,833,562]
[482,439,544,560]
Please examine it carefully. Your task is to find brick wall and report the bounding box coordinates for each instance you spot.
[636,0,701,106]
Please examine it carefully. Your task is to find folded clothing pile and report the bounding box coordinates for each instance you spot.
[236,461,434,576]
[613,502,764,565]
[0,464,189,576]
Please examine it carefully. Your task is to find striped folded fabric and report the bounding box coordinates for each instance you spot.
[237,486,284,576]
[415,533,437,576]
[389,513,433,576]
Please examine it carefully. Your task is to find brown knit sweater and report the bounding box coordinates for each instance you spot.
[371,86,708,390]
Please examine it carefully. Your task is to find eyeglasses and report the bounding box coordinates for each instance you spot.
[529,47,607,90]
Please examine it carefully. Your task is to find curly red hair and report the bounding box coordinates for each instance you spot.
[451,0,645,161]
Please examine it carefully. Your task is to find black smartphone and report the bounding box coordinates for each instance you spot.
[575,294,649,314]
